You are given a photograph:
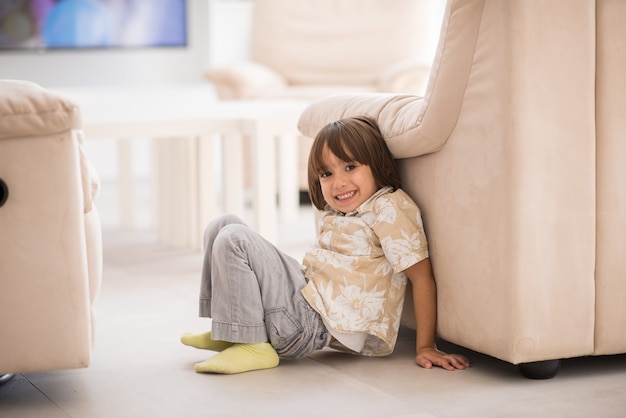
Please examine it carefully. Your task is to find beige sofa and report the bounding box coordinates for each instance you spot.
[298,0,625,378]
[205,0,434,192]
[0,80,102,376]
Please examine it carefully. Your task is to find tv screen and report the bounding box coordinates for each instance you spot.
[0,0,187,50]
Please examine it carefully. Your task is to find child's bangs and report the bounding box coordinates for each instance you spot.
[327,135,359,163]
[329,129,368,160]
[310,133,351,175]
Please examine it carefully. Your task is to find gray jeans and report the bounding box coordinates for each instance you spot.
[199,214,330,359]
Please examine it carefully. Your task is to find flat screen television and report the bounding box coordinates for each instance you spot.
[0,0,187,51]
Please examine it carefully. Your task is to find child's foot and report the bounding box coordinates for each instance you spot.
[194,343,279,374]
[180,331,234,352]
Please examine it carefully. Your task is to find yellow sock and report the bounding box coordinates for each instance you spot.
[180,331,234,352]
[194,343,279,374]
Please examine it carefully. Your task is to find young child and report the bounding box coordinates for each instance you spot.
[181,116,470,374]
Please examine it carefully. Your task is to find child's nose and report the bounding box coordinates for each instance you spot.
[334,171,348,186]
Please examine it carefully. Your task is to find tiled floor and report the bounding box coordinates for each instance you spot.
[1,198,626,417]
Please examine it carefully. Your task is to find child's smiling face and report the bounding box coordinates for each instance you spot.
[318,146,378,213]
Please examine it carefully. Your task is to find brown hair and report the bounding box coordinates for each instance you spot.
[307,116,402,210]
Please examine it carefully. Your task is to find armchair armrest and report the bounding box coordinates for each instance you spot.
[298,92,452,159]
[204,62,287,100]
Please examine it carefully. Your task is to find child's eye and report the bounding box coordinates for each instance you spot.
[346,164,357,171]
[320,172,331,179]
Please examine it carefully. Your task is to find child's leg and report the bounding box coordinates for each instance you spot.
[186,218,328,373]
[208,223,277,344]
[197,214,248,319]
[180,215,244,353]
[182,215,280,373]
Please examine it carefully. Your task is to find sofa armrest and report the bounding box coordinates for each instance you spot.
[204,62,287,100]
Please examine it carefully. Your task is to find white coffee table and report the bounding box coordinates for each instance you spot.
[54,84,310,248]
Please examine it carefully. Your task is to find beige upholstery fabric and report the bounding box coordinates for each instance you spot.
[207,0,431,100]
[0,80,102,374]
[298,0,625,365]
[595,0,626,355]
[252,0,424,87]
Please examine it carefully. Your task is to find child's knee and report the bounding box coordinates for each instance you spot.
[203,214,245,248]
[213,224,251,257]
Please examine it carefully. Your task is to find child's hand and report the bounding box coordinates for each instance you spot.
[416,347,470,371]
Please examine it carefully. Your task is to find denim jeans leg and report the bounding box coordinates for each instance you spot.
[198,214,246,318]
[198,215,329,355]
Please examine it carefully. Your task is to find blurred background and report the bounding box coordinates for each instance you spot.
[0,0,445,229]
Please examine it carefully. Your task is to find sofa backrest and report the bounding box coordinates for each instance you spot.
[251,0,425,86]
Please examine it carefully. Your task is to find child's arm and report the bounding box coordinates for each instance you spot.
[404,259,471,371]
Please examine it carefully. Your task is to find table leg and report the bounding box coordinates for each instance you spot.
[155,137,191,248]
[249,121,277,243]
[196,134,219,250]
[169,138,187,248]
[117,138,134,228]
[154,138,171,245]
[185,137,200,249]
[278,134,299,222]
[150,141,160,231]
[221,133,245,219]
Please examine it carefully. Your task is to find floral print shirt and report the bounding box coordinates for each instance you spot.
[301,187,429,356]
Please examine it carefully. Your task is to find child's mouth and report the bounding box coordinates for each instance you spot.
[336,191,356,201]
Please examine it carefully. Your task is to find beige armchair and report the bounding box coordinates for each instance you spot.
[298,0,626,378]
[0,80,102,377]
[206,0,435,192]
[206,0,433,100]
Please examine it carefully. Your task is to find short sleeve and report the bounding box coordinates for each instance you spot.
[371,192,429,272]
